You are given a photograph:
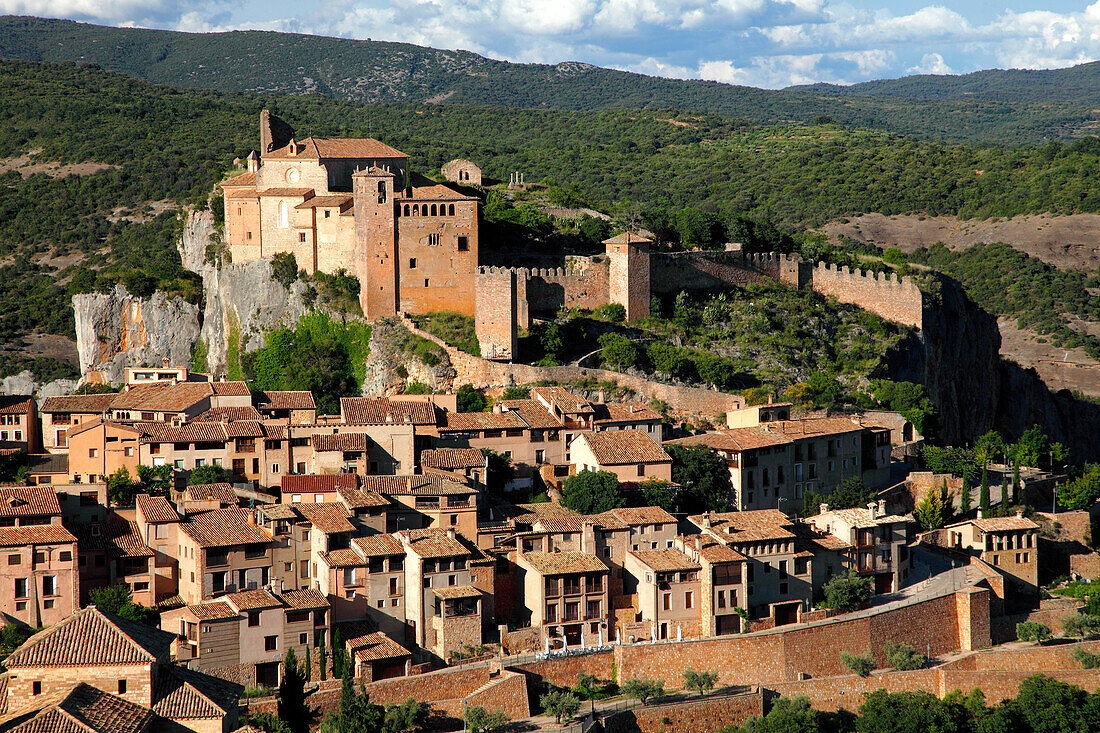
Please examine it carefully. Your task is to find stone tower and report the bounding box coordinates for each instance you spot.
[605,232,651,321]
[353,167,398,318]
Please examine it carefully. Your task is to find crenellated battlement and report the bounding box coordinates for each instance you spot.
[809,261,923,328]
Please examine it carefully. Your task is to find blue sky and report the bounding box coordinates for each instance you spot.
[4,1,1100,88]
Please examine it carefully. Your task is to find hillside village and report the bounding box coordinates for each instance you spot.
[0,109,1096,733]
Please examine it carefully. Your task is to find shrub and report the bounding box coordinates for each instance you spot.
[682,669,718,696]
[598,332,640,370]
[456,384,486,412]
[1017,621,1053,644]
[561,471,625,514]
[822,570,872,612]
[622,678,664,705]
[593,302,626,322]
[1073,646,1100,668]
[270,252,300,289]
[883,641,925,670]
[842,651,876,677]
[1062,614,1100,639]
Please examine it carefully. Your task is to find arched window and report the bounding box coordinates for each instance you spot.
[403,205,410,216]
[448,204,455,216]
[430,204,437,216]
[278,200,288,228]
[412,204,419,216]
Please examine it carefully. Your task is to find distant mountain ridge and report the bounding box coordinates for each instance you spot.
[3,15,1100,145]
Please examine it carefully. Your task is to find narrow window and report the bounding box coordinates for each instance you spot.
[457,236,469,251]
[409,258,417,269]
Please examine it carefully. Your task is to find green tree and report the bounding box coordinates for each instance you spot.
[1062,614,1100,639]
[383,698,429,733]
[1012,425,1051,469]
[667,444,731,513]
[463,706,509,733]
[107,466,136,506]
[979,465,990,514]
[1058,465,1100,510]
[332,629,346,678]
[480,449,515,496]
[974,430,1006,466]
[501,386,530,400]
[737,695,820,733]
[883,642,925,670]
[278,648,318,733]
[622,678,664,705]
[959,481,972,515]
[598,333,640,370]
[914,487,945,531]
[842,651,876,677]
[574,673,600,700]
[823,570,872,612]
[189,464,230,486]
[856,690,965,733]
[1016,621,1053,644]
[1009,674,1100,733]
[1073,646,1100,668]
[682,669,718,696]
[136,464,172,494]
[456,384,486,413]
[329,668,385,733]
[243,712,290,733]
[89,584,152,623]
[1012,463,1021,505]
[304,643,312,682]
[824,476,876,510]
[540,690,581,724]
[318,637,327,682]
[561,471,625,514]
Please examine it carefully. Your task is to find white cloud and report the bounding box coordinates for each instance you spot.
[908,52,952,75]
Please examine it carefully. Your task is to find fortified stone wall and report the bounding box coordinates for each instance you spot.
[603,689,764,733]
[512,650,615,688]
[810,262,924,329]
[522,260,611,315]
[651,252,772,292]
[475,268,518,359]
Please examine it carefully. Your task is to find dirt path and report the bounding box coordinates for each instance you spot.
[820,213,1100,271]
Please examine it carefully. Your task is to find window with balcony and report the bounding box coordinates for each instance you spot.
[564,602,580,622]
[546,603,557,622]
[563,577,581,596]
[586,600,601,619]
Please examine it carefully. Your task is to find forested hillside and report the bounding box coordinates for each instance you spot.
[4,16,1100,145]
[3,59,1100,383]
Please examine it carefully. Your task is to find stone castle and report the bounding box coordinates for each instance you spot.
[223,112,925,359]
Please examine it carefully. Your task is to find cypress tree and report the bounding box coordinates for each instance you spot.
[277,647,317,733]
[1013,463,1021,505]
[318,638,327,681]
[980,465,990,514]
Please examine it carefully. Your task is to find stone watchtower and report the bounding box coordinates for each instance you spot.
[353,167,398,318]
[604,232,651,321]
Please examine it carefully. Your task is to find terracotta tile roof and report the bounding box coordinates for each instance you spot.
[0,395,33,415]
[179,508,271,548]
[523,551,607,575]
[531,386,594,414]
[263,424,288,440]
[361,475,472,496]
[136,422,228,443]
[603,232,652,246]
[186,602,238,621]
[665,429,792,452]
[967,516,1041,532]
[258,503,299,521]
[576,430,670,466]
[111,382,213,412]
[224,589,281,611]
[40,394,118,413]
[279,588,328,610]
[598,506,676,526]
[773,417,863,437]
[106,518,153,557]
[696,510,797,543]
[136,494,180,523]
[264,136,408,160]
[255,391,316,410]
[0,487,61,517]
[296,503,356,534]
[534,516,589,533]
[813,507,912,529]
[421,448,485,470]
[347,631,410,662]
[210,381,251,396]
[153,665,239,719]
[515,503,581,519]
[690,537,747,564]
[340,397,437,425]
[0,525,76,547]
[337,486,391,509]
[431,585,481,599]
[397,528,472,559]
[257,187,314,197]
[496,400,563,429]
[593,402,662,424]
[630,548,700,572]
[5,606,173,668]
[443,411,527,431]
[353,534,404,556]
[312,433,373,452]
[805,534,852,552]
[64,418,143,440]
[184,483,238,504]
[281,474,358,493]
[221,171,255,187]
[295,195,353,210]
[226,189,260,200]
[192,406,263,422]
[4,683,154,733]
[324,548,365,568]
[223,421,266,438]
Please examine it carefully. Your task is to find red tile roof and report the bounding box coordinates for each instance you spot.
[312,433,373,452]
[347,631,410,662]
[221,171,255,187]
[137,422,228,443]
[280,588,328,610]
[224,589,281,611]
[281,474,359,493]
[666,429,792,452]
[40,394,118,414]
[6,683,154,733]
[111,382,213,412]
[522,551,607,575]
[184,483,238,504]
[152,665,238,720]
[136,494,180,524]
[324,548,366,568]
[186,602,238,621]
[444,411,527,431]
[210,381,251,396]
[495,399,563,429]
[593,402,662,424]
[531,386,593,414]
[5,606,174,668]
[630,548,700,572]
[0,525,76,547]
[421,448,484,470]
[603,232,652,246]
[255,390,316,410]
[396,528,472,559]
[340,397,436,425]
[597,506,676,526]
[179,508,271,548]
[296,503,356,535]
[353,534,404,556]
[192,406,263,422]
[0,487,61,517]
[576,430,670,465]
[264,136,408,160]
[106,518,153,558]
[0,395,34,415]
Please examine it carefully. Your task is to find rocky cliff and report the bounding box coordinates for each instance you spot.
[180,210,311,376]
[0,371,80,400]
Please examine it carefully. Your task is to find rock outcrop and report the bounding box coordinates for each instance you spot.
[0,371,80,400]
[73,284,201,385]
[361,318,456,396]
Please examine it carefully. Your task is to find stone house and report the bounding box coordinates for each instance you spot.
[516,551,609,650]
[624,548,703,641]
[0,395,39,454]
[942,513,1040,595]
[673,534,748,636]
[568,429,673,485]
[807,500,915,594]
[39,393,117,453]
[176,508,275,604]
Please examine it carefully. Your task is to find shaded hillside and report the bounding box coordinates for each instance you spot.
[4,16,1100,145]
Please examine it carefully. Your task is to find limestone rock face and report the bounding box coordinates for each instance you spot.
[73,284,201,385]
[0,371,79,399]
[361,318,456,396]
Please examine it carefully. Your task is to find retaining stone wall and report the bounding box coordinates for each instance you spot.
[603,690,764,733]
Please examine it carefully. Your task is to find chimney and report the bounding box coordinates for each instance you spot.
[867,501,878,520]
[694,536,702,551]
[878,499,886,515]
[702,513,712,529]
[248,507,257,525]
[819,503,829,514]
[163,357,170,368]
[446,527,456,540]
[246,151,259,173]
[596,390,606,404]
[976,508,984,519]
[1016,507,1024,518]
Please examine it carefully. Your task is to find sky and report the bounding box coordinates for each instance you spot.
[4,1,1100,88]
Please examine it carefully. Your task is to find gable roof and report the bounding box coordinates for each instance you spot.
[3,683,153,733]
[135,494,180,524]
[295,503,356,535]
[576,430,670,465]
[593,402,662,424]
[630,548,701,572]
[421,447,485,470]
[0,487,61,518]
[191,406,263,422]
[105,518,153,558]
[346,631,410,662]
[110,382,213,412]
[522,551,607,575]
[396,528,473,559]
[179,508,271,548]
[495,399,563,429]
[152,665,239,720]
[281,474,359,494]
[183,483,238,504]
[312,433,373,453]
[0,396,33,415]
[340,397,436,426]
[264,136,408,161]
[5,607,173,668]
[254,390,316,410]
[40,394,118,414]
[531,386,593,414]
[597,506,676,526]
